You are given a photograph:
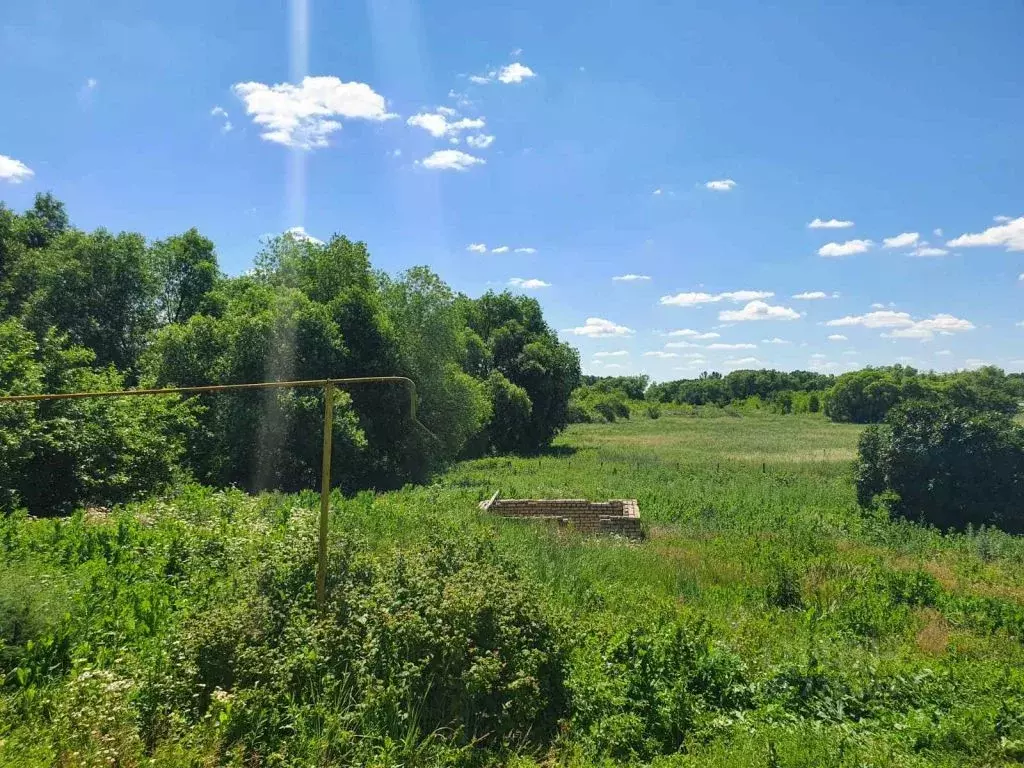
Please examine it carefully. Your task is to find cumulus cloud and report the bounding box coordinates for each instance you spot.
[471,62,537,85]
[564,317,634,337]
[827,310,975,341]
[210,105,233,133]
[643,351,679,359]
[491,246,510,254]
[508,277,550,289]
[909,245,948,257]
[808,218,854,229]
[594,350,628,358]
[466,134,495,149]
[827,310,912,328]
[964,359,989,370]
[613,274,651,282]
[0,154,34,183]
[466,243,487,253]
[762,337,791,345]
[498,62,536,83]
[706,342,757,350]
[659,290,773,307]
[652,188,662,196]
[284,226,324,245]
[947,216,1024,252]
[818,239,873,257]
[724,357,761,367]
[719,301,800,322]
[408,112,486,138]
[232,76,395,150]
[514,247,536,254]
[420,149,485,171]
[792,291,839,300]
[882,232,920,249]
[827,334,847,341]
[705,179,736,191]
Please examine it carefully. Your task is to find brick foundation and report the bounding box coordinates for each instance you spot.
[478,493,642,539]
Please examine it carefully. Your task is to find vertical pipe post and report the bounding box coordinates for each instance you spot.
[316,380,334,609]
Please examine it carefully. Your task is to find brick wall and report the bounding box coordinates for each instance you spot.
[479,494,642,539]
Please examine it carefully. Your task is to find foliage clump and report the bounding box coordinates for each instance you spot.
[855,400,1024,532]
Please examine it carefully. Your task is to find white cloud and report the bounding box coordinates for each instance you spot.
[792,291,838,300]
[883,232,920,249]
[808,218,854,229]
[665,329,701,337]
[420,149,485,171]
[810,353,827,359]
[762,337,791,345]
[85,77,98,89]
[613,274,651,282]
[724,357,761,367]
[514,247,536,254]
[467,243,487,253]
[436,106,458,117]
[693,332,719,340]
[652,188,662,196]
[994,215,1012,223]
[407,112,485,139]
[933,228,944,237]
[705,179,736,192]
[826,310,913,328]
[644,351,679,359]
[491,245,510,254]
[564,317,634,337]
[0,154,34,183]
[947,216,1024,252]
[719,301,800,322]
[232,76,395,150]
[660,290,773,306]
[882,314,975,341]
[665,341,701,349]
[707,342,757,350]
[936,350,953,356]
[594,350,628,358]
[681,353,706,359]
[497,62,536,83]
[1019,273,1024,281]
[909,245,948,257]
[466,134,495,149]
[964,359,989,371]
[210,105,233,133]
[284,226,324,245]
[828,310,974,341]
[508,277,550,289]
[600,363,625,370]
[818,239,873,258]
[469,75,492,85]
[827,334,847,341]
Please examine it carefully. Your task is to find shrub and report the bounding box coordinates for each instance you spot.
[645,404,661,420]
[482,371,532,453]
[855,400,1024,532]
[0,319,195,514]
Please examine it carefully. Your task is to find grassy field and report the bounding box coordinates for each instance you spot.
[3,411,1024,766]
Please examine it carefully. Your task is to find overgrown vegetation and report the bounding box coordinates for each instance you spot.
[3,414,1024,765]
[0,195,580,512]
[856,401,1024,533]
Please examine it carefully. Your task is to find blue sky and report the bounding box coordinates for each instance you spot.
[2,0,1022,379]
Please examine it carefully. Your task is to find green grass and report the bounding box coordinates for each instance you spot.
[3,411,1024,766]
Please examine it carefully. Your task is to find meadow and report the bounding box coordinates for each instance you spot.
[3,410,1024,766]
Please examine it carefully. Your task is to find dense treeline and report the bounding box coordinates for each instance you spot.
[647,369,834,412]
[825,365,1023,423]
[0,194,580,513]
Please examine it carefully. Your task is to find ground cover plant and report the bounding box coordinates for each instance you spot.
[3,411,1024,766]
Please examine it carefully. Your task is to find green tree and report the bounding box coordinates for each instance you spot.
[151,228,220,326]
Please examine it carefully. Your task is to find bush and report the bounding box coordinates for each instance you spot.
[645,404,661,419]
[855,400,1024,532]
[0,319,195,514]
[482,371,532,453]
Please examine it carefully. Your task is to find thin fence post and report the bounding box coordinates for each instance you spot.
[316,380,335,609]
